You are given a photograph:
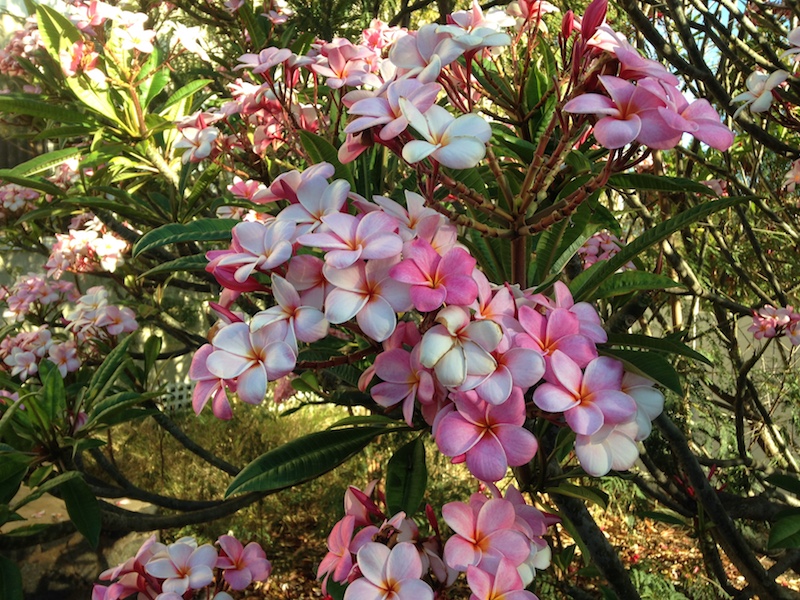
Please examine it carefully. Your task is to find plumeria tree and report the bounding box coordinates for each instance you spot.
[1,0,800,598]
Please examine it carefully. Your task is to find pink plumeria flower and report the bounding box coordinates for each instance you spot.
[144,541,217,595]
[442,497,530,573]
[563,75,679,149]
[250,275,329,349]
[344,542,433,600]
[515,305,598,378]
[213,220,296,283]
[48,341,80,378]
[532,351,636,436]
[401,101,492,169]
[574,420,640,477]
[390,239,478,312]
[436,388,538,481]
[346,79,442,141]
[276,178,350,235]
[372,345,435,425]
[419,306,501,389]
[236,47,293,74]
[297,211,403,270]
[318,515,357,593]
[216,535,272,590]
[206,321,296,405]
[783,159,800,192]
[390,23,464,81]
[175,126,219,163]
[323,258,411,342]
[467,557,539,600]
[190,344,235,420]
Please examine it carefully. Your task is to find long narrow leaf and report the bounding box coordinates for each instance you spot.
[226,426,388,496]
[609,173,717,196]
[570,197,746,302]
[0,171,63,196]
[60,475,101,548]
[604,332,712,366]
[386,436,427,517]
[10,147,84,177]
[599,348,683,395]
[86,336,133,404]
[141,255,209,277]
[595,271,684,298]
[0,555,23,600]
[132,219,237,257]
[160,79,213,112]
[0,96,89,123]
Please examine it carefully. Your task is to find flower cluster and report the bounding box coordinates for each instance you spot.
[577,230,634,270]
[92,533,271,600]
[45,213,129,278]
[0,280,137,382]
[318,481,554,600]
[0,16,41,80]
[749,304,800,345]
[192,160,664,478]
[0,183,40,219]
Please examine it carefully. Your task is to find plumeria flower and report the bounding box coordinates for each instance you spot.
[436,388,538,482]
[442,497,530,573]
[175,126,219,163]
[390,23,464,81]
[467,557,539,600]
[144,541,217,595]
[213,220,296,283]
[216,535,272,590]
[297,211,403,270]
[389,239,478,312]
[574,420,640,477]
[190,344,235,420]
[372,345,435,425]
[344,542,433,600]
[732,70,788,117]
[318,515,357,593]
[323,258,411,342]
[400,101,492,169]
[206,321,296,405]
[532,352,636,436]
[419,306,501,389]
[564,75,679,149]
[783,159,800,192]
[250,274,329,350]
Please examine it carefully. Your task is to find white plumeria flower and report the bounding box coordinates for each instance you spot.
[732,70,788,117]
[400,99,492,169]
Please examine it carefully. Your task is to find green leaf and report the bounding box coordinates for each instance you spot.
[38,360,66,423]
[132,219,237,257]
[240,1,267,50]
[766,474,800,497]
[9,147,84,177]
[60,475,100,548]
[599,348,683,395]
[0,555,23,600]
[140,69,171,109]
[604,333,712,366]
[608,173,717,196]
[595,271,684,299]
[0,454,29,505]
[182,163,222,219]
[0,95,89,123]
[546,483,609,509]
[143,336,162,382]
[769,511,800,549]
[386,436,427,517]
[226,426,388,497]
[569,197,747,302]
[0,171,62,196]
[299,130,354,188]
[0,397,26,440]
[86,336,133,405]
[328,415,399,428]
[36,4,80,56]
[140,254,209,277]
[11,471,80,511]
[160,79,213,112]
